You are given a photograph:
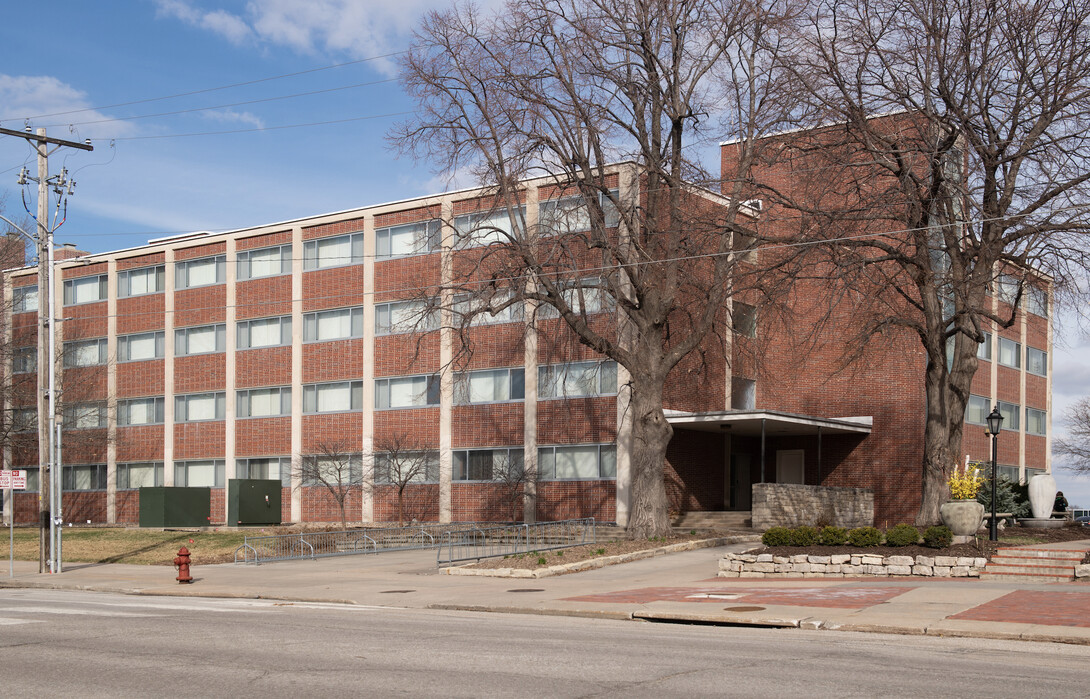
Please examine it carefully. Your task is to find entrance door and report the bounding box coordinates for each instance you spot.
[776,449,805,484]
[729,454,751,510]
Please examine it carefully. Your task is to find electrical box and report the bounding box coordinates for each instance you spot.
[139,487,211,528]
[227,479,282,526]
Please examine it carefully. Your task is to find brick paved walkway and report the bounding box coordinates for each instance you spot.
[565,585,913,609]
[950,590,1090,628]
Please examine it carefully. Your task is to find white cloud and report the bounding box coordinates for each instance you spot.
[0,74,136,141]
[155,0,254,45]
[201,109,266,129]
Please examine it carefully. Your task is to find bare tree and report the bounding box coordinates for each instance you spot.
[295,440,363,530]
[755,0,1090,523]
[1056,398,1090,474]
[394,0,797,537]
[373,432,438,526]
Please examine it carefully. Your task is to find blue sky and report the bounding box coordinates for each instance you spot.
[2,0,1089,508]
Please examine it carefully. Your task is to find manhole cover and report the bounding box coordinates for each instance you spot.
[724,606,765,612]
[507,588,545,593]
[379,589,416,594]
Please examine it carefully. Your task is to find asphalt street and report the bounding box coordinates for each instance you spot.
[1,589,1088,697]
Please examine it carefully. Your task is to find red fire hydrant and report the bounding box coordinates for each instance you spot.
[174,546,193,584]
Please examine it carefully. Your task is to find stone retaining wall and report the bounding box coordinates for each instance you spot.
[719,551,988,578]
[751,483,873,530]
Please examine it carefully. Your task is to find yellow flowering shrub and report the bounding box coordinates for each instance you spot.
[948,466,983,500]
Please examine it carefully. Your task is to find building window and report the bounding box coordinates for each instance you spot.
[538,190,620,234]
[237,457,291,487]
[538,444,617,480]
[13,347,36,374]
[237,244,291,280]
[303,307,364,342]
[63,338,107,368]
[302,454,362,487]
[118,331,165,363]
[453,292,523,326]
[453,448,524,481]
[375,299,437,335]
[118,396,164,426]
[1027,347,1047,377]
[995,274,1019,306]
[538,361,618,399]
[175,324,226,356]
[174,392,226,422]
[174,460,225,488]
[118,265,165,297]
[997,400,1021,432]
[62,464,107,491]
[303,232,364,270]
[538,278,610,318]
[997,337,1021,369]
[303,381,363,414]
[376,219,441,259]
[1026,407,1047,436]
[12,408,37,432]
[13,285,38,313]
[21,467,39,492]
[374,375,440,410]
[977,333,992,361]
[117,462,164,490]
[237,316,292,349]
[453,367,525,405]
[63,403,106,430]
[63,275,107,305]
[175,255,226,289]
[1026,285,1048,317]
[237,386,291,418]
[733,302,757,338]
[731,378,756,410]
[374,451,440,484]
[965,394,991,426]
[453,206,526,247]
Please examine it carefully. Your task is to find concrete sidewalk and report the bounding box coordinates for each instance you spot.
[4,542,1090,646]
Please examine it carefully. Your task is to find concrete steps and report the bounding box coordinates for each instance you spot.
[979,547,1085,583]
[672,511,753,530]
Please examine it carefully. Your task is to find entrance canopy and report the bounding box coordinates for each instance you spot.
[664,409,872,436]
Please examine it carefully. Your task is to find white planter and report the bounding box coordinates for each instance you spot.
[1028,474,1057,519]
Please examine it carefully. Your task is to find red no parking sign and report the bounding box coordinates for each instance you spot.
[0,470,27,489]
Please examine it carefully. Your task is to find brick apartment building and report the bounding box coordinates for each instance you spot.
[0,160,1052,528]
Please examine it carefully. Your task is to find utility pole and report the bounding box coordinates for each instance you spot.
[0,126,91,573]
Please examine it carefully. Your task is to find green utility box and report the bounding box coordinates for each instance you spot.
[138,487,211,528]
[227,479,282,526]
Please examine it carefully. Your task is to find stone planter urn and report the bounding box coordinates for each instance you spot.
[940,499,985,537]
[1028,474,1058,519]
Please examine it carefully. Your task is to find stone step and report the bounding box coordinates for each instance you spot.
[984,562,1076,576]
[979,571,1075,583]
[996,547,1085,561]
[990,556,1082,569]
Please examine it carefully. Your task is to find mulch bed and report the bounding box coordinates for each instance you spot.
[756,524,1090,563]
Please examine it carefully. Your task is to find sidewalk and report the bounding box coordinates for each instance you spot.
[4,541,1090,645]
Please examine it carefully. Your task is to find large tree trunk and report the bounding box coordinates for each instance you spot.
[625,378,674,539]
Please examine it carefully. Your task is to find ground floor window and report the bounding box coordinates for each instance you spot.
[174,460,225,488]
[538,444,616,480]
[237,457,291,487]
[62,464,107,491]
[117,462,164,490]
[453,448,523,481]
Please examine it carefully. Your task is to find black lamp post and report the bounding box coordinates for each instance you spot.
[986,405,1004,541]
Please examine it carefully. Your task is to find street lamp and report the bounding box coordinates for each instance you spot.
[986,405,1004,541]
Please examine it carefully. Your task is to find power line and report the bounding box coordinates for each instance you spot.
[100,110,413,141]
[1,52,409,124]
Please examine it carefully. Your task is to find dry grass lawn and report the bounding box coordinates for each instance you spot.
[1,527,248,566]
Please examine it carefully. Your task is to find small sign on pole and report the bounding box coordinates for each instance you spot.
[5,470,27,577]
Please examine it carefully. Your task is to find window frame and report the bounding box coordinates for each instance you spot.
[303,232,364,270]
[1026,407,1047,437]
[175,255,227,290]
[174,392,227,423]
[236,456,291,487]
[374,299,438,336]
[537,443,617,481]
[62,402,107,430]
[303,306,364,343]
[997,400,1021,432]
[174,459,226,488]
[61,464,107,491]
[452,447,524,482]
[1026,346,1047,377]
[116,462,165,490]
[117,264,166,298]
[13,285,38,313]
[302,380,364,414]
[237,315,292,350]
[62,337,108,368]
[965,394,991,426]
[374,374,441,410]
[301,453,363,487]
[452,292,524,326]
[732,302,757,338]
[237,244,292,281]
[117,330,166,363]
[117,396,165,426]
[13,346,36,374]
[374,450,441,484]
[997,337,1022,370]
[453,367,525,405]
[62,275,108,306]
[236,386,292,419]
[537,361,619,400]
[175,323,227,356]
[375,219,442,260]
[537,190,620,235]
